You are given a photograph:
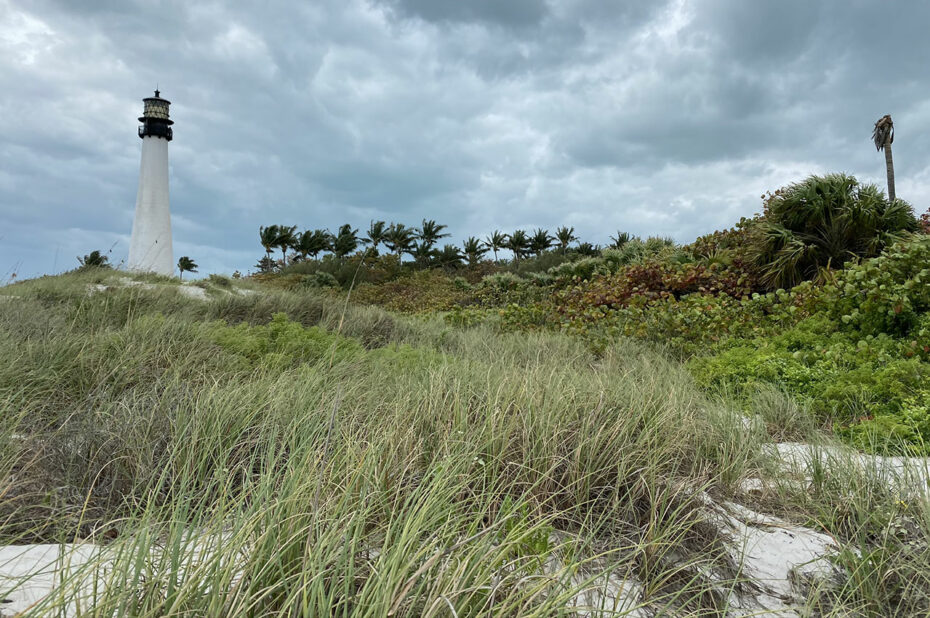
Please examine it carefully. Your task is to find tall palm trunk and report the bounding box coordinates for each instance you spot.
[883,138,895,202]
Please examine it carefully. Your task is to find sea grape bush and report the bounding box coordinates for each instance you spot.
[689,235,930,453]
[686,217,763,289]
[822,235,930,338]
[690,318,929,409]
[543,241,694,286]
[687,217,759,262]
[480,272,525,292]
[547,257,610,283]
[554,260,757,324]
[445,270,815,354]
[574,288,813,356]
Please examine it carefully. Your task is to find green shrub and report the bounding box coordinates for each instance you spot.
[498,303,555,332]
[841,395,930,454]
[687,217,763,289]
[301,271,340,289]
[452,276,472,291]
[752,174,918,290]
[824,234,930,337]
[284,254,403,288]
[352,270,474,313]
[612,237,687,266]
[444,306,499,329]
[502,250,576,276]
[590,288,810,356]
[208,274,232,288]
[480,272,525,291]
[552,260,757,334]
[208,312,363,367]
[547,257,608,282]
[689,316,930,422]
[525,272,554,287]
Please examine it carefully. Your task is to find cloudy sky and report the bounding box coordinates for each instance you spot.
[2,0,928,278]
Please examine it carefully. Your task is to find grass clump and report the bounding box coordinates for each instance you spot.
[208,312,365,366]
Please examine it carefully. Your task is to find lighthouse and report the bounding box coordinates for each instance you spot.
[128,90,174,276]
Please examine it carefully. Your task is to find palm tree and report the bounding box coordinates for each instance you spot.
[462,237,488,266]
[555,226,577,253]
[505,230,529,262]
[332,224,359,259]
[417,219,450,250]
[78,250,110,268]
[177,256,198,280]
[753,173,918,289]
[259,225,280,259]
[575,242,601,257]
[411,242,437,268]
[609,231,632,249]
[384,223,416,259]
[435,244,463,270]
[311,229,332,258]
[274,225,297,265]
[529,228,553,257]
[364,220,388,255]
[486,230,506,262]
[293,229,328,261]
[293,230,312,262]
[872,114,895,202]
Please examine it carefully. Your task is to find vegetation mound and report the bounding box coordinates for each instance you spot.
[2,267,930,615]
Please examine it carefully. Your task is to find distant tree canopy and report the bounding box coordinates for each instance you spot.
[255,174,921,289]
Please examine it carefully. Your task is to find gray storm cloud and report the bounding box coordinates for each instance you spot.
[1,0,927,278]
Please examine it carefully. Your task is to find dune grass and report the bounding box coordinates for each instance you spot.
[1,271,929,615]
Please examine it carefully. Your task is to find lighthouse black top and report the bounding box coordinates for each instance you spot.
[138,90,173,141]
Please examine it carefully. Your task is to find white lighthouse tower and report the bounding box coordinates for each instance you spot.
[128,90,174,276]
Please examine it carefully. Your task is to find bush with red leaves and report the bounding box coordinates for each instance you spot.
[554,260,755,322]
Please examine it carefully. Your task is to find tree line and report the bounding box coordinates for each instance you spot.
[256,221,633,271]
